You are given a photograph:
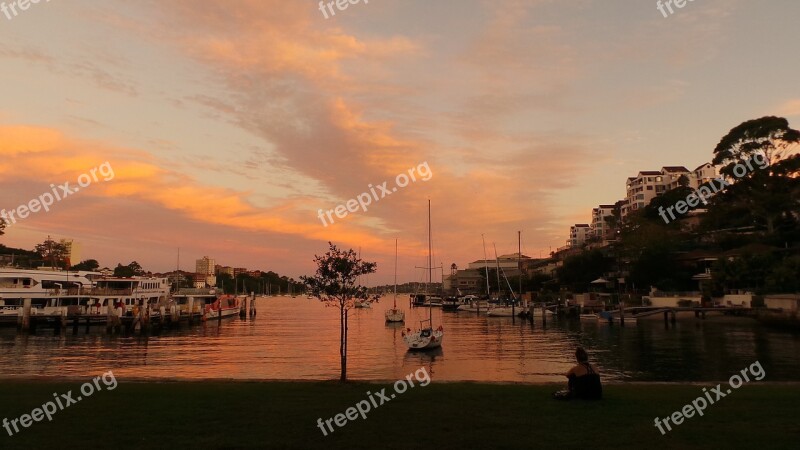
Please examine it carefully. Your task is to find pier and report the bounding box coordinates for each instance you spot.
[9,293,257,335]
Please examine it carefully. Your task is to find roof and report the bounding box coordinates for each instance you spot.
[661,166,690,173]
[572,224,590,228]
[693,162,714,171]
[638,171,662,176]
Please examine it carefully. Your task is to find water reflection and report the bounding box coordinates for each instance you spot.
[0,297,798,382]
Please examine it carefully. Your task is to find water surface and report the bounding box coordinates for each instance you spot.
[1,296,798,382]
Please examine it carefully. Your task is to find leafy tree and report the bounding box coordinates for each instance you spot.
[556,249,613,293]
[301,242,377,382]
[35,236,69,269]
[711,116,800,233]
[765,255,800,293]
[0,218,5,236]
[642,185,699,224]
[114,261,145,277]
[712,116,800,174]
[71,259,100,271]
[217,273,233,294]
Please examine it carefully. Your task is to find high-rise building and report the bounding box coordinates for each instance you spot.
[196,256,215,275]
[591,205,616,240]
[195,256,216,287]
[569,224,591,248]
[60,239,81,268]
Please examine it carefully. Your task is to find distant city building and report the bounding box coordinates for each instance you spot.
[196,256,215,275]
[195,256,216,287]
[60,239,81,268]
[216,265,235,277]
[233,267,248,277]
[193,273,207,289]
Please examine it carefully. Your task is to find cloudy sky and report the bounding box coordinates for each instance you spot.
[1,0,799,283]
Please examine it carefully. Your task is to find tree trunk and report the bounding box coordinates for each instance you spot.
[342,311,347,381]
[339,306,347,382]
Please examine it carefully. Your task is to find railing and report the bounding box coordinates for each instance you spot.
[89,288,133,296]
[175,288,216,295]
[649,291,701,298]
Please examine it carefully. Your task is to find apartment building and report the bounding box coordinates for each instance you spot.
[591,205,616,240]
[569,224,591,248]
[195,256,216,287]
[621,165,718,218]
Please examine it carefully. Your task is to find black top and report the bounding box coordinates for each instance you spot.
[568,363,603,400]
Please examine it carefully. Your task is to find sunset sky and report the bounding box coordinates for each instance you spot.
[1,0,799,283]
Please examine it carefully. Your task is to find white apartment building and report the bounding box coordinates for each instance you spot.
[591,205,616,240]
[622,171,664,218]
[569,224,591,248]
[621,165,719,219]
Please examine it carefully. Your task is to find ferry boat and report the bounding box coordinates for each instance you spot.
[0,268,95,326]
[172,287,218,322]
[90,276,171,316]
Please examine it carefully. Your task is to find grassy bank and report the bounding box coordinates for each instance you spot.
[0,381,797,449]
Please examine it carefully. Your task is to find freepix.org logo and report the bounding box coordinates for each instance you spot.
[1,162,115,228]
[317,162,432,227]
[1,0,52,22]
[658,153,768,224]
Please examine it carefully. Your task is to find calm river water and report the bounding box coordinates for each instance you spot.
[1,296,798,382]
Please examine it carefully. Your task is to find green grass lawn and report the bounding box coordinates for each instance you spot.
[0,381,797,449]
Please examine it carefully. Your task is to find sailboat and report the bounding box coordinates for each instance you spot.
[458,234,492,313]
[486,233,553,318]
[385,239,405,323]
[403,200,444,350]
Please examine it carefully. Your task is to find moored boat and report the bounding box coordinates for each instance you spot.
[385,240,405,323]
[203,294,242,320]
[403,200,444,351]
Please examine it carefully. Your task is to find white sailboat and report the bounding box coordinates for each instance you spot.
[385,239,405,323]
[403,200,443,350]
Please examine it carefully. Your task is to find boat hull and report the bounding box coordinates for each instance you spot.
[487,306,554,317]
[385,309,405,322]
[403,328,443,350]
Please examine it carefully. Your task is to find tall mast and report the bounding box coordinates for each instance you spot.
[394,239,398,308]
[494,243,501,297]
[428,200,432,324]
[482,234,490,297]
[428,200,432,287]
[518,231,522,302]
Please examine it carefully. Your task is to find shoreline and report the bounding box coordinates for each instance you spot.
[3,377,800,385]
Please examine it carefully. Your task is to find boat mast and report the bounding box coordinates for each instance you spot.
[394,239,398,309]
[518,231,522,304]
[428,200,432,324]
[482,234,490,297]
[493,243,501,298]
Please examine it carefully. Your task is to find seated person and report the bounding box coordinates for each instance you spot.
[555,347,602,400]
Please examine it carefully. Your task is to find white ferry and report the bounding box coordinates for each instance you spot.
[89,276,171,316]
[0,268,96,326]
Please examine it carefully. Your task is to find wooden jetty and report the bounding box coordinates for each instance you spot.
[14,292,257,335]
